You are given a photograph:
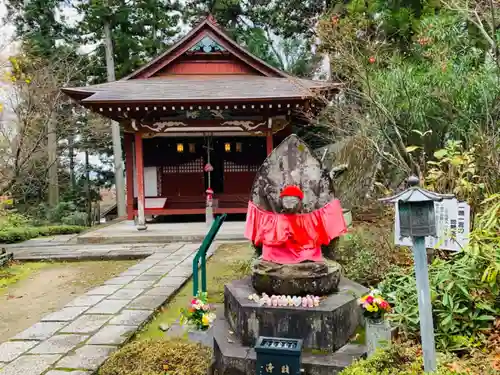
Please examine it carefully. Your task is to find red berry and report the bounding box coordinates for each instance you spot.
[368,56,376,64]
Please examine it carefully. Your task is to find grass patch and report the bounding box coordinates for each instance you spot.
[0,260,137,294]
[0,261,52,292]
[136,242,254,340]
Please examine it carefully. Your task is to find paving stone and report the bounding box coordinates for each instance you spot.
[126,280,155,289]
[108,310,153,326]
[30,334,88,354]
[87,325,136,345]
[45,371,91,375]
[144,286,177,297]
[127,295,167,310]
[157,259,180,266]
[0,354,61,375]
[103,276,136,285]
[143,266,174,275]
[126,264,154,272]
[107,288,144,300]
[13,322,67,341]
[146,253,169,260]
[155,276,187,287]
[60,315,110,334]
[167,267,192,277]
[41,307,89,322]
[86,299,130,315]
[56,345,115,371]
[117,269,143,277]
[133,274,163,282]
[85,285,122,296]
[0,341,38,362]
[65,295,106,308]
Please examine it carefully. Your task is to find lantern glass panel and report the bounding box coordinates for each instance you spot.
[398,201,436,237]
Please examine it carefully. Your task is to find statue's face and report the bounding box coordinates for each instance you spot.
[282,196,301,212]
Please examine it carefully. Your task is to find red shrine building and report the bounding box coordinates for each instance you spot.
[62,15,338,226]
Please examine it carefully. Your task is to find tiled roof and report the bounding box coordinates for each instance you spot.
[62,76,339,103]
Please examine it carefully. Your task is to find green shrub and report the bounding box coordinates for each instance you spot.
[0,210,30,228]
[61,212,88,226]
[0,225,86,243]
[98,338,212,375]
[379,196,500,352]
[335,225,412,287]
[339,343,460,375]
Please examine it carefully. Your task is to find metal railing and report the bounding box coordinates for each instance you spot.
[192,214,227,296]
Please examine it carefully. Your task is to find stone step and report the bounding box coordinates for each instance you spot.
[213,315,366,375]
[224,277,368,352]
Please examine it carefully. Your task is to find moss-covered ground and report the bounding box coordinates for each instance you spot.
[135,241,254,340]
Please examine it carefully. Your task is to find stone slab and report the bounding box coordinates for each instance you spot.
[86,299,130,315]
[144,265,176,275]
[65,295,106,308]
[30,334,88,354]
[56,345,116,371]
[155,276,186,287]
[107,288,144,300]
[0,354,61,375]
[86,285,122,296]
[65,294,106,308]
[0,341,38,362]
[126,280,155,289]
[127,295,166,310]
[13,322,67,341]
[87,325,136,345]
[144,286,177,297]
[117,269,143,277]
[166,267,192,277]
[41,307,89,322]
[108,310,153,326]
[60,315,111,334]
[103,276,136,285]
[133,274,163,282]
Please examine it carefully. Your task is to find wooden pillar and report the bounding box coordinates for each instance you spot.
[134,132,147,230]
[266,117,273,155]
[124,133,134,220]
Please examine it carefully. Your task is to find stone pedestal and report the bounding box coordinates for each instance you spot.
[213,277,369,375]
[252,260,342,296]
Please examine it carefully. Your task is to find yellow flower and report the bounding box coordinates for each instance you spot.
[25,79,31,84]
[366,304,375,312]
[202,314,210,326]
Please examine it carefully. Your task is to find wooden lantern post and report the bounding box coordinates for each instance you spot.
[380,176,454,372]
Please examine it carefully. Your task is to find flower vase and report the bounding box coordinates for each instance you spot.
[365,317,391,357]
[187,326,214,347]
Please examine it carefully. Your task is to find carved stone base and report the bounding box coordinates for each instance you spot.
[251,259,342,296]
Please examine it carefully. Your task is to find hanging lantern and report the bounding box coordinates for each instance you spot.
[204,163,214,172]
[176,143,184,153]
[225,143,231,152]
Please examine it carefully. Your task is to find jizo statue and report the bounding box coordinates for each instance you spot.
[244,134,347,296]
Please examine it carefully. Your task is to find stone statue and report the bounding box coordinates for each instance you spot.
[244,134,346,296]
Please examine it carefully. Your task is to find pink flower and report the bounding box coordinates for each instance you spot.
[366,296,374,304]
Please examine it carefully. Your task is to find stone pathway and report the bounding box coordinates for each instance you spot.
[0,242,214,375]
[6,243,165,262]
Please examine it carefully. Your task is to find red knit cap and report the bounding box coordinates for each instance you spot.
[279,185,304,200]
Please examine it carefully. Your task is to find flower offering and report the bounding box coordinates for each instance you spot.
[358,289,391,321]
[180,292,216,331]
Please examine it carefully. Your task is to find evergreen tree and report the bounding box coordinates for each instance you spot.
[75,0,182,81]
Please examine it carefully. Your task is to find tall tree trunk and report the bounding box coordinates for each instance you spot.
[47,115,59,207]
[68,133,76,191]
[103,18,126,218]
[85,150,92,226]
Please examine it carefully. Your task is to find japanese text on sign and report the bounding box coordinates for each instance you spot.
[394,198,470,251]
